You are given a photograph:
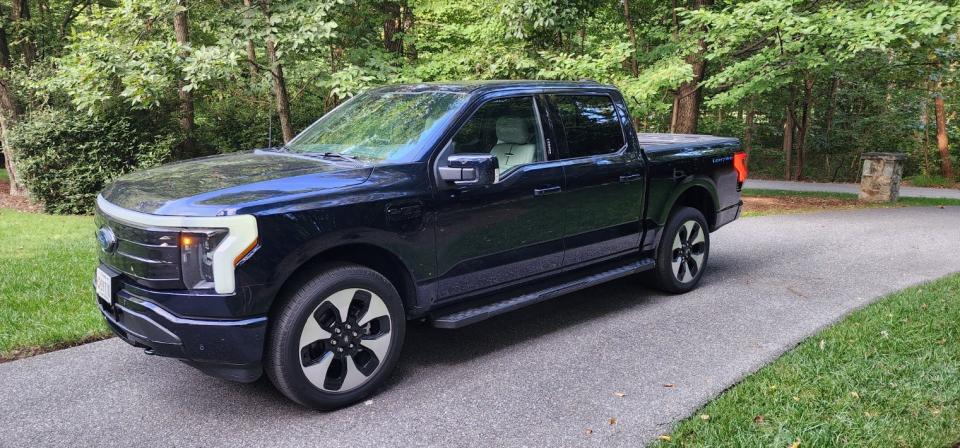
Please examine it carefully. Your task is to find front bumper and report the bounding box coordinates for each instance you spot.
[97,282,268,383]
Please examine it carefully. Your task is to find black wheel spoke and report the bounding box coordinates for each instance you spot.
[686,256,699,277]
[687,223,701,245]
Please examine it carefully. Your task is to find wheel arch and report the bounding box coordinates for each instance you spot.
[272,243,419,318]
[658,180,719,231]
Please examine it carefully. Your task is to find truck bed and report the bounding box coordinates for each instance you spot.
[637,133,740,153]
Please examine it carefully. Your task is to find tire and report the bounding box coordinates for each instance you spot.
[265,263,406,410]
[651,206,710,294]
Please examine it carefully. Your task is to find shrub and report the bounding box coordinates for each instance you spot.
[8,108,176,215]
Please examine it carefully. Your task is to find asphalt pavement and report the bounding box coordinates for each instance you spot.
[744,178,960,199]
[2,206,959,447]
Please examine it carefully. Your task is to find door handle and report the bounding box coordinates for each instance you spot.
[533,186,562,196]
[619,174,643,183]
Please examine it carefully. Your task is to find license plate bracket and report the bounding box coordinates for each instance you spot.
[96,267,119,305]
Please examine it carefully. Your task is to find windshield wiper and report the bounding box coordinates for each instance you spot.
[316,152,364,164]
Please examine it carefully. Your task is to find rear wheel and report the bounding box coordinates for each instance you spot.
[651,206,710,294]
[265,263,405,410]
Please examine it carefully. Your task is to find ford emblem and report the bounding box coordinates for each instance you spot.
[97,226,118,253]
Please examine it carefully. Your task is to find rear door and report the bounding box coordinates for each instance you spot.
[432,95,566,300]
[546,93,646,267]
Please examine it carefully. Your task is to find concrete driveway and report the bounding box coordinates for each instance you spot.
[2,207,959,447]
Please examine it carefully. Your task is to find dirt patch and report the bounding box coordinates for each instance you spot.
[0,334,113,363]
[742,195,859,215]
[0,181,41,213]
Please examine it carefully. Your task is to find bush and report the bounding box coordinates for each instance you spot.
[9,108,175,215]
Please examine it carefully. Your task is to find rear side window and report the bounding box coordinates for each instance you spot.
[550,95,625,158]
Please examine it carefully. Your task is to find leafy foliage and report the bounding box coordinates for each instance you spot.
[9,108,175,214]
[2,0,960,214]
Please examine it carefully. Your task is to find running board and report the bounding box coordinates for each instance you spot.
[429,258,654,329]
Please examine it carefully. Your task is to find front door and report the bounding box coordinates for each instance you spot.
[432,95,566,300]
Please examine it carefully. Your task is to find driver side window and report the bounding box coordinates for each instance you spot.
[451,97,545,174]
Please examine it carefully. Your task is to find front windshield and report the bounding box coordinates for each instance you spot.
[286,90,468,163]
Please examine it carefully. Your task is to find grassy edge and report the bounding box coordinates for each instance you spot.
[654,273,960,447]
[741,188,960,218]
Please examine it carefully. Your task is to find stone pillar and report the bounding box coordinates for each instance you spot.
[859,152,905,202]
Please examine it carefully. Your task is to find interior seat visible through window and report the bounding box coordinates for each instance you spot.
[449,96,545,175]
[490,117,536,171]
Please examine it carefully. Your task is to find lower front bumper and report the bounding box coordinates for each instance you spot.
[98,292,267,383]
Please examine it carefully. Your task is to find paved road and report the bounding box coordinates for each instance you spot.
[745,178,960,199]
[2,207,960,447]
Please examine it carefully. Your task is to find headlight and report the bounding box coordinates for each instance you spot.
[97,195,259,294]
[180,230,228,290]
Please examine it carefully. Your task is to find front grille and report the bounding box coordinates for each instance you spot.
[95,208,183,290]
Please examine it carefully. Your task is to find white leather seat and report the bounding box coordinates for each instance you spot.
[490,117,535,172]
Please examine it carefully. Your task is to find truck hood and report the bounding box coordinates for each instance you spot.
[100,151,372,216]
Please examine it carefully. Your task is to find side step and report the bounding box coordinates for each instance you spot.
[429,258,654,329]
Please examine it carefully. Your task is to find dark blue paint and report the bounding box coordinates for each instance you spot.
[95,80,742,382]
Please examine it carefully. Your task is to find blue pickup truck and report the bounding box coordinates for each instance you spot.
[93,80,746,409]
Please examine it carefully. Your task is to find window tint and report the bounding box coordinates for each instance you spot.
[550,95,625,158]
[450,97,544,173]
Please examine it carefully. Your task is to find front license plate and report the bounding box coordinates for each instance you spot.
[95,267,115,305]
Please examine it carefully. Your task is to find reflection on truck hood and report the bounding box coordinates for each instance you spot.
[100,151,372,216]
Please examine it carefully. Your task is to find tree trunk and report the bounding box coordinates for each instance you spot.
[934,92,954,181]
[401,2,416,60]
[920,98,930,175]
[11,0,37,66]
[622,0,638,77]
[0,27,11,69]
[670,0,712,134]
[783,106,794,181]
[260,0,294,143]
[172,0,196,159]
[920,99,930,175]
[0,26,25,196]
[265,39,293,143]
[743,107,755,154]
[794,75,814,181]
[243,0,258,78]
[823,77,839,148]
[382,1,402,55]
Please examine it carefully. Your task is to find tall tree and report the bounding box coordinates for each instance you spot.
[934,89,954,180]
[242,0,258,79]
[671,0,711,134]
[260,0,293,143]
[173,0,196,158]
[400,2,416,60]
[382,1,402,55]
[621,0,638,77]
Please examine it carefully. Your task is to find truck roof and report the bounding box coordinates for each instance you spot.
[374,80,611,95]
[637,133,740,151]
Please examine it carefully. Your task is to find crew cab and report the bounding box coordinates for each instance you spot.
[93,80,746,409]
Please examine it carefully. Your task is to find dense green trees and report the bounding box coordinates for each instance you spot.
[1,0,958,212]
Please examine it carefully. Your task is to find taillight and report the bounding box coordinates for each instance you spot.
[733,151,748,183]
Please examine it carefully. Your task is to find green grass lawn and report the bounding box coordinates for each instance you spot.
[0,168,8,183]
[658,273,960,447]
[0,208,108,360]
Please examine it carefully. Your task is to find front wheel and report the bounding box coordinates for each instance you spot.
[265,263,406,410]
[651,206,710,294]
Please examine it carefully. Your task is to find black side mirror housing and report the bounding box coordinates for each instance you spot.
[439,153,499,186]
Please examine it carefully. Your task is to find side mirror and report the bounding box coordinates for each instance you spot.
[438,153,499,186]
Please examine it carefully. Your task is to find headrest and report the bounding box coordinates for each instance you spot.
[495,117,531,144]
